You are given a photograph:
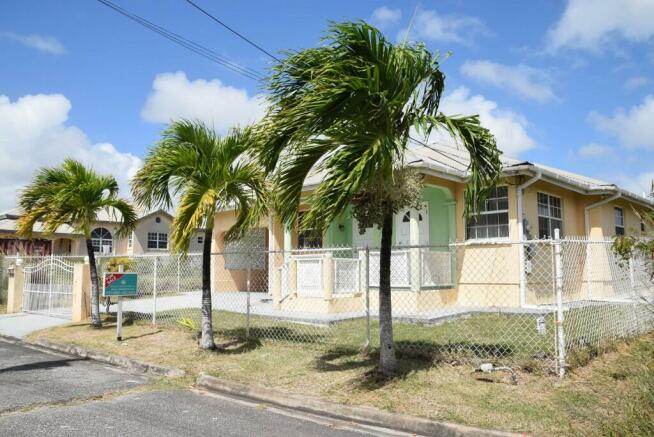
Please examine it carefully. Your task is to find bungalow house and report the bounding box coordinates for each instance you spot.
[210,144,653,316]
[0,208,205,256]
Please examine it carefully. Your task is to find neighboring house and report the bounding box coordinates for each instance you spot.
[0,208,205,256]
[210,144,653,314]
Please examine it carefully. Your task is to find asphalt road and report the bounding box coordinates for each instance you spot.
[0,339,409,436]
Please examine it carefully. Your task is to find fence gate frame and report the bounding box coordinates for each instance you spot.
[22,255,75,318]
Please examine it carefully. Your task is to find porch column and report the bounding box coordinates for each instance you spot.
[323,253,334,300]
[7,262,24,314]
[409,208,421,292]
[283,224,294,295]
[445,200,457,284]
[268,215,284,306]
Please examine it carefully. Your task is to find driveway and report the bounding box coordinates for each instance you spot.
[0,313,70,338]
[0,339,410,436]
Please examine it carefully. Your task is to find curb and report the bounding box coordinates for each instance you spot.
[196,373,517,437]
[0,334,185,378]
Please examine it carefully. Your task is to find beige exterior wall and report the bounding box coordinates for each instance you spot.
[522,181,594,238]
[211,210,270,293]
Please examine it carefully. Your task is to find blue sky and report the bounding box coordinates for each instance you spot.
[1,0,654,210]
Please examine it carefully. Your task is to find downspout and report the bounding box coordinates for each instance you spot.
[584,190,622,300]
[517,170,542,307]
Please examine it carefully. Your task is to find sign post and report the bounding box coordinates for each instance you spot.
[103,267,138,342]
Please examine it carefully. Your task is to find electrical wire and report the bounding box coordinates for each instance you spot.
[183,0,280,62]
[96,0,263,81]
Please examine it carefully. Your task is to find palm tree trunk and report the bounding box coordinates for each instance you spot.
[378,207,397,376]
[85,238,102,328]
[199,226,216,350]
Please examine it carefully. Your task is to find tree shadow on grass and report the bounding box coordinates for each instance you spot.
[314,339,519,390]
[217,326,328,345]
[213,337,263,355]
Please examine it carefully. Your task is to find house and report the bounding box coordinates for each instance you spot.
[0,207,205,256]
[210,143,653,316]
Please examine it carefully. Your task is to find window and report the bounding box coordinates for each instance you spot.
[127,233,133,249]
[537,193,563,239]
[297,211,323,249]
[465,186,509,239]
[641,221,646,233]
[197,235,204,244]
[615,207,625,236]
[147,232,168,249]
[91,228,113,254]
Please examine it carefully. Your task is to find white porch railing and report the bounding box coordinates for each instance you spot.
[334,257,359,295]
[421,250,453,287]
[368,250,411,288]
[295,256,324,297]
[292,248,454,298]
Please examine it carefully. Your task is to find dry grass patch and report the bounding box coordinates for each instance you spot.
[29,318,654,436]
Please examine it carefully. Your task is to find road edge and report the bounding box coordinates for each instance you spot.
[0,334,185,378]
[196,373,518,437]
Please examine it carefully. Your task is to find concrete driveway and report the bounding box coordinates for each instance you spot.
[0,313,70,338]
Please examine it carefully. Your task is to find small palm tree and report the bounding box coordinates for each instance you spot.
[17,159,137,328]
[132,120,268,350]
[258,21,502,375]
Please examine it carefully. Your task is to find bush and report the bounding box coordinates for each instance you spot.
[105,257,134,272]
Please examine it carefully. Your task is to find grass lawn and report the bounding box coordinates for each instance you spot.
[28,312,654,436]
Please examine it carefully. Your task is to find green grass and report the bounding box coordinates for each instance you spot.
[141,309,558,371]
[28,316,654,436]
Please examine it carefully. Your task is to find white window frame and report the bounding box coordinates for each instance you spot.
[147,232,168,250]
[127,232,133,249]
[465,186,510,241]
[197,235,204,244]
[91,227,113,254]
[537,192,563,239]
[615,207,625,236]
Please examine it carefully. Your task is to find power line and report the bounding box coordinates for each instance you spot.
[96,0,263,81]
[183,0,280,62]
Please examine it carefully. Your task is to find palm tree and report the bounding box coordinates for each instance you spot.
[17,159,137,328]
[258,21,502,375]
[132,120,268,350]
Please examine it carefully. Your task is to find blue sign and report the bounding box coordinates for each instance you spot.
[103,272,138,297]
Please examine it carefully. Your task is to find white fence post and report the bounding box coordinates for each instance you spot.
[152,256,158,327]
[364,247,371,352]
[177,254,181,295]
[585,241,593,300]
[246,264,251,339]
[628,255,641,334]
[554,228,566,378]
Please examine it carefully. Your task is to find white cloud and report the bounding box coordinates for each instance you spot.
[400,9,487,45]
[625,75,650,90]
[546,0,654,52]
[460,60,556,103]
[141,71,266,132]
[434,86,536,157]
[588,95,654,149]
[0,94,141,211]
[614,171,654,197]
[370,6,402,29]
[578,143,614,158]
[2,32,66,55]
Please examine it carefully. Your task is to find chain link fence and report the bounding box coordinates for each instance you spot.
[3,235,652,376]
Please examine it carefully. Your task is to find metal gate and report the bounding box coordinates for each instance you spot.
[23,256,75,318]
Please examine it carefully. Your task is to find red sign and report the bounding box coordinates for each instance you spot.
[104,272,124,289]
